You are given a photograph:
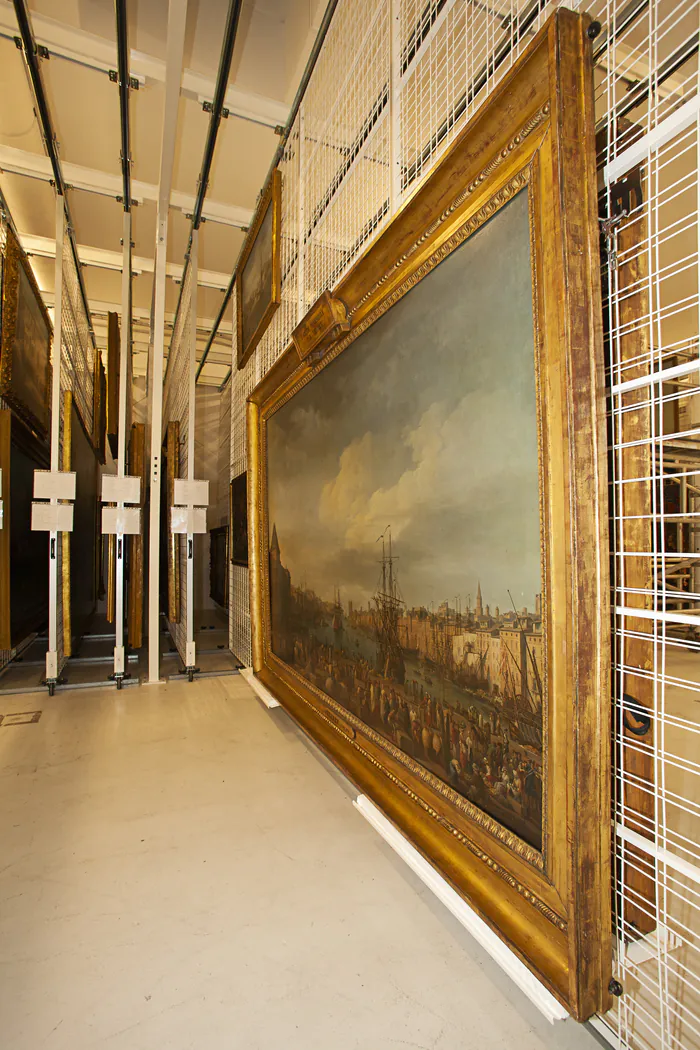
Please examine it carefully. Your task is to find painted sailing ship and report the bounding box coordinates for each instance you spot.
[373,527,405,684]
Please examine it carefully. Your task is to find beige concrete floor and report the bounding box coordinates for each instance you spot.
[0,675,602,1050]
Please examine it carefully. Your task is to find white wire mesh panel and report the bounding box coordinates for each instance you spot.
[0,211,11,672]
[61,234,95,439]
[229,290,254,666]
[229,2,700,1043]
[591,0,700,1046]
[399,0,559,197]
[302,0,392,303]
[163,260,194,664]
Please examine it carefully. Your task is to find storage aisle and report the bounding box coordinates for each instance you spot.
[0,677,599,1050]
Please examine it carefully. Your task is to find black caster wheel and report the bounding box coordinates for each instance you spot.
[48,681,55,697]
[116,676,122,690]
[188,668,194,683]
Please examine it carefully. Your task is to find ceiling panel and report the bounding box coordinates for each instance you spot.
[40,53,121,174]
[0,171,56,238]
[0,36,46,155]
[167,208,244,275]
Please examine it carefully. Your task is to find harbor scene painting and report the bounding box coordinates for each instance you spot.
[266,190,544,850]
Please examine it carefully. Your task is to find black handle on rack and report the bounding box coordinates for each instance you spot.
[621,693,652,737]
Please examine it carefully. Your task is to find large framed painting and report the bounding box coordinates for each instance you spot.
[229,471,248,566]
[0,228,52,438]
[236,169,281,370]
[248,11,610,1019]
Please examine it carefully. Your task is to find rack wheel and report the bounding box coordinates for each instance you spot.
[188,668,194,683]
[116,676,122,690]
[48,681,55,697]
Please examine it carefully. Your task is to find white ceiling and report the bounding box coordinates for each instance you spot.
[0,0,326,383]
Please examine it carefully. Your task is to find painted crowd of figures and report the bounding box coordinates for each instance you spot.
[291,632,542,847]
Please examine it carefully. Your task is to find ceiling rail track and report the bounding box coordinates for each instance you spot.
[12,0,96,352]
[195,0,341,383]
[166,0,243,385]
[115,0,132,213]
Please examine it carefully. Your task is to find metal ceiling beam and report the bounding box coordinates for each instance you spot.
[0,145,254,229]
[197,0,340,385]
[20,232,231,290]
[0,0,289,129]
[40,291,234,337]
[171,0,243,384]
[11,0,96,353]
[114,0,131,212]
[191,0,244,231]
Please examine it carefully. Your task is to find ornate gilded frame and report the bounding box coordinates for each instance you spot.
[236,169,282,370]
[248,11,610,1019]
[0,227,52,438]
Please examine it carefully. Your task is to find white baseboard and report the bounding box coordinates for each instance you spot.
[240,667,280,708]
[587,1014,620,1048]
[353,793,569,1025]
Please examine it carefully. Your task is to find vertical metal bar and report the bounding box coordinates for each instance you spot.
[46,195,64,683]
[114,210,132,679]
[51,198,63,475]
[188,232,197,482]
[186,230,198,669]
[117,212,131,477]
[147,0,189,684]
[148,206,169,684]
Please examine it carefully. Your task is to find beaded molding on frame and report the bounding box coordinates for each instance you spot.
[350,102,551,318]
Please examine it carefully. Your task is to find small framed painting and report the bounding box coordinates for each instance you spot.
[0,228,52,438]
[236,170,281,370]
[229,471,248,567]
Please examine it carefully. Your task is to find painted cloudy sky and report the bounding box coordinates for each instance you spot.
[267,189,542,614]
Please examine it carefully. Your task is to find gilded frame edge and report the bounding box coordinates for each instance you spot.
[236,169,282,371]
[0,227,52,440]
[247,10,610,1019]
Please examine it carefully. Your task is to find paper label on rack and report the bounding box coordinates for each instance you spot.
[102,474,141,505]
[173,479,209,507]
[33,470,77,501]
[171,506,207,534]
[31,502,74,532]
[102,506,141,535]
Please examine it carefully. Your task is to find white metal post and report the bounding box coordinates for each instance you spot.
[185,230,198,670]
[147,206,169,684]
[113,210,132,680]
[46,196,64,685]
[146,0,189,684]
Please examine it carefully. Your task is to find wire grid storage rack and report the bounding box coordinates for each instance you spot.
[163,258,195,665]
[0,210,13,673]
[227,1,700,1044]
